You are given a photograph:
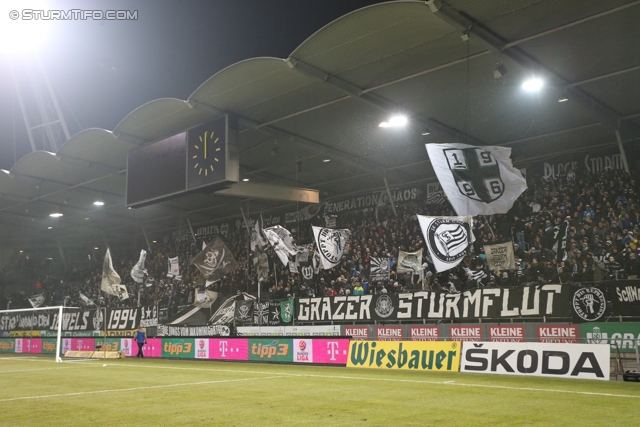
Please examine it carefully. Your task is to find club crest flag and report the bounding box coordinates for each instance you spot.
[28,294,45,308]
[263,225,298,266]
[101,248,122,296]
[370,257,391,282]
[418,215,473,273]
[281,298,294,323]
[250,219,267,253]
[397,250,423,273]
[426,143,526,216]
[130,249,147,283]
[312,226,350,270]
[192,236,239,282]
[484,242,516,270]
[167,256,180,279]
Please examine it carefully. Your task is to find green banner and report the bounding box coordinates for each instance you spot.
[161,338,195,358]
[0,338,15,353]
[248,338,293,362]
[581,322,640,353]
[42,338,57,354]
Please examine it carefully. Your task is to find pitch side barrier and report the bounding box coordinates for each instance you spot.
[0,336,351,365]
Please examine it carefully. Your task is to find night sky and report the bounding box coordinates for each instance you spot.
[0,0,383,170]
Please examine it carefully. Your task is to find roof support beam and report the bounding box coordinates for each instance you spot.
[427,0,637,135]
[285,57,485,145]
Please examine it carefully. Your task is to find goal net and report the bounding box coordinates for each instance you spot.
[0,306,80,362]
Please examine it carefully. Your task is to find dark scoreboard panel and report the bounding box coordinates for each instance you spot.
[126,114,239,208]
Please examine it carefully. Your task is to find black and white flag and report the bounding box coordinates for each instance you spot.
[418,215,473,273]
[312,226,350,270]
[167,256,180,279]
[397,249,423,273]
[192,236,239,282]
[554,221,569,263]
[101,248,128,299]
[484,242,516,270]
[263,225,298,266]
[234,300,255,325]
[426,143,526,216]
[130,249,147,283]
[27,294,45,308]
[370,257,390,282]
[251,247,270,282]
[250,218,267,253]
[465,267,488,282]
[79,292,95,306]
[194,290,218,308]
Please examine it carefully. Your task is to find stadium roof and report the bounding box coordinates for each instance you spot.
[1,0,639,257]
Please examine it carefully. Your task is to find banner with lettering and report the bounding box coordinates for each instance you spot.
[347,340,460,371]
[296,284,570,322]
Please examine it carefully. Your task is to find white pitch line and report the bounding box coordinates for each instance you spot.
[74,362,640,400]
[0,375,286,403]
[0,367,75,374]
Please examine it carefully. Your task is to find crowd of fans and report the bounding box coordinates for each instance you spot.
[1,167,639,312]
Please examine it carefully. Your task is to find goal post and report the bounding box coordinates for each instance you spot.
[0,305,79,362]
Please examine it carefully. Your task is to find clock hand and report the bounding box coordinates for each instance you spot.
[204,133,207,159]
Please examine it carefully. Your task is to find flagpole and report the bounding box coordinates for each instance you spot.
[240,207,252,296]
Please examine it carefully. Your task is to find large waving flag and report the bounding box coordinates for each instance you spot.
[130,249,147,283]
[312,226,350,270]
[192,236,239,282]
[426,143,526,216]
[263,225,298,266]
[101,248,129,300]
[418,215,473,273]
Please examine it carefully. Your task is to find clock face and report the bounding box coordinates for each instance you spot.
[187,118,226,189]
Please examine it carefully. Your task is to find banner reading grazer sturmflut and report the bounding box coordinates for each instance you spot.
[347,340,460,371]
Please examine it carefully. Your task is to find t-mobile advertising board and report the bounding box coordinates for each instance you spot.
[209,338,249,361]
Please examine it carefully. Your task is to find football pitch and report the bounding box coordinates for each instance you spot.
[1,355,639,426]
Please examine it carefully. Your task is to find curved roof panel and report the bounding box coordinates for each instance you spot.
[114,98,213,143]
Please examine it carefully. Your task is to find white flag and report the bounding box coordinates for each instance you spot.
[79,292,95,306]
[426,143,526,216]
[101,248,122,296]
[167,256,179,278]
[418,215,473,273]
[397,249,423,273]
[263,225,298,266]
[250,219,267,252]
[484,242,516,270]
[27,294,45,308]
[312,226,350,270]
[130,249,147,283]
[194,290,218,308]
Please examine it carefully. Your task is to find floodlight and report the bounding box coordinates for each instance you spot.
[522,78,544,92]
[49,212,63,218]
[388,115,408,126]
[558,98,569,103]
[242,178,249,182]
[0,1,51,54]
[93,201,104,206]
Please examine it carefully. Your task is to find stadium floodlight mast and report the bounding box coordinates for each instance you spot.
[0,306,79,362]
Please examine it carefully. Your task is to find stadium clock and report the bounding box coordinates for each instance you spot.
[187,117,228,189]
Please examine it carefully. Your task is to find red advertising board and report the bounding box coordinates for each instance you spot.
[488,325,525,342]
[450,326,482,342]
[409,326,440,341]
[344,326,369,340]
[537,325,578,343]
[376,326,403,341]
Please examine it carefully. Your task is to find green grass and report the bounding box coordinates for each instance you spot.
[1,355,639,426]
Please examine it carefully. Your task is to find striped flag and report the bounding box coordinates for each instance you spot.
[418,215,473,273]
